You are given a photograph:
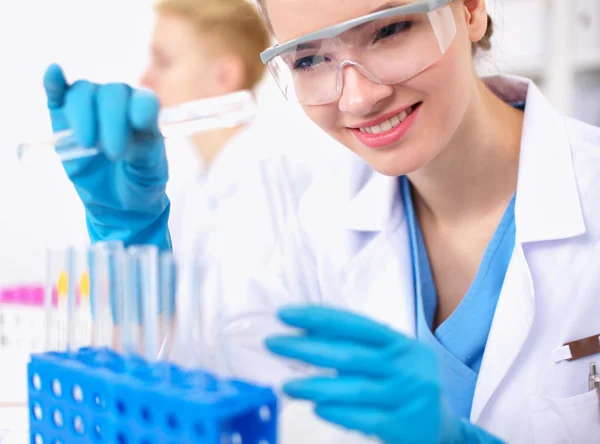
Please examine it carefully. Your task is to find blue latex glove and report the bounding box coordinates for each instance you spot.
[43,64,171,250]
[265,306,505,444]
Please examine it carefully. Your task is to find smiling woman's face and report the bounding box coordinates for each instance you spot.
[262,0,485,176]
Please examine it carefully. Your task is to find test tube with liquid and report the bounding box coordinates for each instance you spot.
[17,90,257,165]
[66,247,78,352]
[45,245,91,353]
[88,240,125,349]
[158,252,177,362]
[121,245,161,366]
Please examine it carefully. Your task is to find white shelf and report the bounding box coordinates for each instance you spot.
[497,59,545,79]
[494,52,600,80]
[488,0,600,118]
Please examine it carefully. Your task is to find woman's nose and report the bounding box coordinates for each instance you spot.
[337,66,393,116]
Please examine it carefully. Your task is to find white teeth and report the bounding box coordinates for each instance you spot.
[380,120,392,132]
[358,105,417,134]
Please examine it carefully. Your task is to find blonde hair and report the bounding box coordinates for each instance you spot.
[154,0,271,89]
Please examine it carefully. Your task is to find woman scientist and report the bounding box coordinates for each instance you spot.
[41,0,600,442]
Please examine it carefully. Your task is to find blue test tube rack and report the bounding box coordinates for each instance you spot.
[27,347,278,443]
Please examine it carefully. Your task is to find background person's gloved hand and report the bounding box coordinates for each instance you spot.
[43,63,171,250]
[266,306,505,444]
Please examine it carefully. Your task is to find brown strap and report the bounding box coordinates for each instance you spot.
[564,334,600,361]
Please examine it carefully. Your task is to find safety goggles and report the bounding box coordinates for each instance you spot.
[260,0,456,105]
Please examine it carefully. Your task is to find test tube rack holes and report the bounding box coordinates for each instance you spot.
[28,348,278,444]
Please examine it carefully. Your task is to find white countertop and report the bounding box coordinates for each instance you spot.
[0,350,29,405]
[0,406,28,444]
[0,350,29,444]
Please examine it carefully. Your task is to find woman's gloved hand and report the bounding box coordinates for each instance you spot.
[265,305,504,444]
[43,64,171,250]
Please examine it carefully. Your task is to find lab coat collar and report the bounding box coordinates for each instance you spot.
[301,151,401,233]
[486,75,586,243]
[341,169,400,232]
[336,76,586,242]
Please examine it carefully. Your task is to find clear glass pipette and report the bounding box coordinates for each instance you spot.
[16,89,257,164]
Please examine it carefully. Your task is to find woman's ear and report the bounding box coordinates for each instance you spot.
[462,0,489,45]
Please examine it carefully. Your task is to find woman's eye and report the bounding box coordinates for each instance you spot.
[374,21,412,42]
[293,55,328,70]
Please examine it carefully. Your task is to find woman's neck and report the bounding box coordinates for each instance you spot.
[192,124,246,168]
[408,77,524,225]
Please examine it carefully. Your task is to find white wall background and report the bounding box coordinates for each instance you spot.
[0,0,597,287]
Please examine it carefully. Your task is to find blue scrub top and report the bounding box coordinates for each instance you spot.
[400,176,516,419]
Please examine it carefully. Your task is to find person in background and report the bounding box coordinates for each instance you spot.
[140,0,297,255]
[138,0,319,370]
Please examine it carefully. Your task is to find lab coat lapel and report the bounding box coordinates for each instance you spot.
[336,171,416,337]
[470,77,586,423]
[470,243,535,423]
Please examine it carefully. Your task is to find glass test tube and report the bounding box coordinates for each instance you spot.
[158,252,177,362]
[172,250,222,373]
[45,245,90,353]
[122,245,160,363]
[66,247,77,352]
[89,241,125,349]
[17,90,257,166]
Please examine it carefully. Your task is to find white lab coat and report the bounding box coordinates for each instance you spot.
[166,121,316,371]
[223,76,600,443]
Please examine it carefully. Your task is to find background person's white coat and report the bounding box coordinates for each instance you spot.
[165,117,324,373]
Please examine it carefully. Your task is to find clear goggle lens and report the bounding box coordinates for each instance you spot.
[267,5,456,105]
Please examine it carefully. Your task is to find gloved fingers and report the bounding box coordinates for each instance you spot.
[97,83,132,161]
[43,64,69,132]
[316,403,447,444]
[129,89,160,135]
[63,80,98,149]
[44,64,68,109]
[277,305,403,347]
[125,89,165,167]
[60,79,106,176]
[315,403,441,444]
[265,334,403,377]
[283,375,410,409]
[313,404,399,441]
